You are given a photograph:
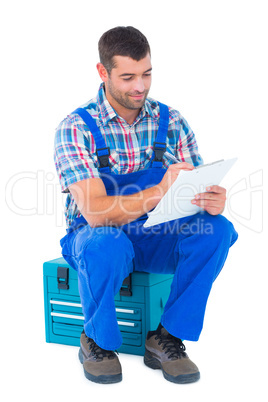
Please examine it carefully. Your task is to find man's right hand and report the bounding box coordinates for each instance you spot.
[158,162,195,196]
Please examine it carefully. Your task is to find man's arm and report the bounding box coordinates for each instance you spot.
[69,178,161,227]
[69,162,194,227]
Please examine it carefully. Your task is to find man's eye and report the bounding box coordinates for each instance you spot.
[123,77,132,81]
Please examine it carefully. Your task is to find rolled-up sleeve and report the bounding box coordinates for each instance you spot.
[54,118,100,193]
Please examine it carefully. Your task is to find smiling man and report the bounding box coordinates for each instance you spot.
[54,26,238,384]
[98,54,152,121]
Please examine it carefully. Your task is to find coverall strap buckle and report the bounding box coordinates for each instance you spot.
[96,147,110,168]
[153,141,166,162]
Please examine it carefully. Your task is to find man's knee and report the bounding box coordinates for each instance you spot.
[78,227,135,294]
[81,226,135,267]
[202,212,238,246]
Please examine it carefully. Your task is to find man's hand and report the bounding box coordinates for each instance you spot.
[191,185,227,215]
[159,162,195,195]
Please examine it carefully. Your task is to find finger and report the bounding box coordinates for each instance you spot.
[205,185,226,194]
[194,192,226,201]
[191,199,225,208]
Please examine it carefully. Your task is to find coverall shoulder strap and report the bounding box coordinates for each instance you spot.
[72,108,110,172]
[152,102,170,168]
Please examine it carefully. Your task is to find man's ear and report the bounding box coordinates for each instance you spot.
[97,63,109,82]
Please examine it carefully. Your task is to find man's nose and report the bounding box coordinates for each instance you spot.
[133,77,145,93]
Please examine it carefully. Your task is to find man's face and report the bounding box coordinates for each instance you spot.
[104,53,152,112]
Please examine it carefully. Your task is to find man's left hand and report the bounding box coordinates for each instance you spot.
[191,185,227,215]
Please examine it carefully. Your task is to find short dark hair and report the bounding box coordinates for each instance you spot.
[98,26,150,74]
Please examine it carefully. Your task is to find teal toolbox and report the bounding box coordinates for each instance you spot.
[43,257,173,356]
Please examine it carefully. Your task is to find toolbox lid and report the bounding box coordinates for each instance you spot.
[43,257,173,286]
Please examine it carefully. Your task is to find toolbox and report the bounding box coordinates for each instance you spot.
[43,257,173,356]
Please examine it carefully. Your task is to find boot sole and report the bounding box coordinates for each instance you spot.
[78,348,122,384]
[144,349,200,384]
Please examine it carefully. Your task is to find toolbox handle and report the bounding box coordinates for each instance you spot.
[50,300,136,315]
[57,266,69,290]
[51,312,135,327]
[120,274,132,296]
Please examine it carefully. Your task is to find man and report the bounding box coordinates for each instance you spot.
[54,26,238,384]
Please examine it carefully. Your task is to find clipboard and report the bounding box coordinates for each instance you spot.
[143,158,237,228]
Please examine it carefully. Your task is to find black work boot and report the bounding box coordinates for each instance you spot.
[79,331,122,384]
[144,324,200,384]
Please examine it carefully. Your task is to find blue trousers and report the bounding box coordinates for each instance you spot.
[60,212,238,350]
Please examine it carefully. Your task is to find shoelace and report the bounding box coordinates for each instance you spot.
[86,336,117,361]
[155,332,187,360]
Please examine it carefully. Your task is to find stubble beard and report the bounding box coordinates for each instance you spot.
[106,80,149,110]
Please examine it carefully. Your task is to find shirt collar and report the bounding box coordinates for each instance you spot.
[96,83,156,126]
[96,83,117,126]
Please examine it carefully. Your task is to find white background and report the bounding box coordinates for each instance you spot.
[1,0,267,400]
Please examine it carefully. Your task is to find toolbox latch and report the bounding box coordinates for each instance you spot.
[57,266,69,290]
[120,274,132,297]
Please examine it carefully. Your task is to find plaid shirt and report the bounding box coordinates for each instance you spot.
[54,83,203,227]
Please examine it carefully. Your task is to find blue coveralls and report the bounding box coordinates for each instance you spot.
[60,103,238,351]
